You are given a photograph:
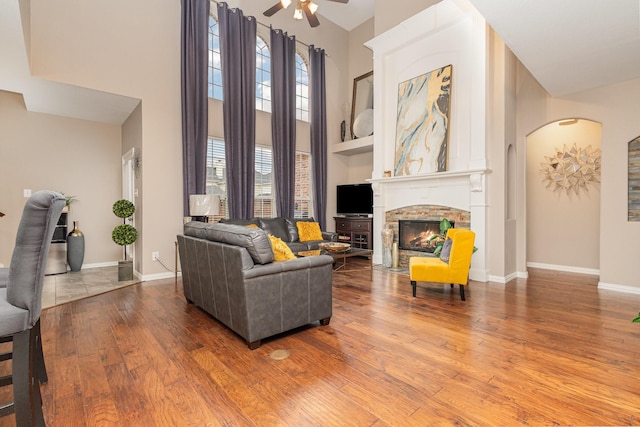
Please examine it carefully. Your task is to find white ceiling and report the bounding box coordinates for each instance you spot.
[275,0,640,97]
[312,0,374,31]
[467,0,640,96]
[0,0,139,124]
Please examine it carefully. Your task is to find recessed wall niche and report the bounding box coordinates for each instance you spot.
[628,136,640,221]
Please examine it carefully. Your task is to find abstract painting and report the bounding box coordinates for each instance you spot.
[394,65,452,176]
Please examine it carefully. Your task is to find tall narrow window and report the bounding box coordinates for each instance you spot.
[294,152,313,218]
[208,15,223,100]
[254,146,273,217]
[295,53,309,121]
[206,138,227,220]
[256,36,272,113]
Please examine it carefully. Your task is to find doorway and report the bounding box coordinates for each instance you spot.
[121,148,136,264]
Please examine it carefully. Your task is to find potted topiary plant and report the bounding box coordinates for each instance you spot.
[112,199,137,281]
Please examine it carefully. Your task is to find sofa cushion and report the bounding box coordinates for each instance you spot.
[285,217,314,242]
[183,221,209,239]
[185,222,274,265]
[267,234,297,261]
[297,221,323,242]
[219,218,260,227]
[258,217,290,241]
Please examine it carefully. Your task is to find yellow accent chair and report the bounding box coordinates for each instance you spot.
[409,228,475,301]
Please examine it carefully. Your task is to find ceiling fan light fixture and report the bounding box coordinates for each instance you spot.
[280,0,292,8]
[293,5,304,20]
[308,1,318,14]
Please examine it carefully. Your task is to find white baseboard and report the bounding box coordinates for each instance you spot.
[598,281,640,295]
[526,262,599,276]
[488,270,528,283]
[139,271,180,282]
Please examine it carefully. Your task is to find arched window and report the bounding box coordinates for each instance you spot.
[295,53,309,122]
[208,15,223,100]
[256,36,272,113]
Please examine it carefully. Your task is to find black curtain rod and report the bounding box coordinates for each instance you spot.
[209,0,327,55]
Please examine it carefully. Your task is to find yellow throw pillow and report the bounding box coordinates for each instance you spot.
[297,221,323,242]
[268,234,296,262]
[245,224,260,228]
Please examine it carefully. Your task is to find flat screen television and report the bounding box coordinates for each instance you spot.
[336,183,373,216]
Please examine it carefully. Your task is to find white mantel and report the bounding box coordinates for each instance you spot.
[365,0,489,282]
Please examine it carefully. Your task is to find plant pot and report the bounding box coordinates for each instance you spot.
[118,259,133,281]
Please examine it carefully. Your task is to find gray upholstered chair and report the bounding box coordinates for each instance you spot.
[0,190,65,426]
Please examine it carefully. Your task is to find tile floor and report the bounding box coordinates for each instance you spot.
[42,266,139,308]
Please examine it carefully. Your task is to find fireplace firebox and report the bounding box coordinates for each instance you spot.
[398,220,454,253]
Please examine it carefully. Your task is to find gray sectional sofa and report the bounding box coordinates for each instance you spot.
[219,216,337,252]
[177,221,334,349]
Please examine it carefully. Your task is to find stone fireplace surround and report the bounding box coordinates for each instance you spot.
[385,205,470,268]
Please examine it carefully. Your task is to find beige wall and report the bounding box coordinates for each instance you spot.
[517,63,640,288]
[4,0,355,276]
[0,90,123,267]
[526,119,601,271]
[27,0,187,278]
[374,0,442,36]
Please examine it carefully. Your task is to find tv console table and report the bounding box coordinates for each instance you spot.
[334,216,372,250]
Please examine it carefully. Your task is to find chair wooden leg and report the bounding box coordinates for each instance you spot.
[411,280,417,297]
[459,285,466,301]
[12,327,45,427]
[34,321,47,384]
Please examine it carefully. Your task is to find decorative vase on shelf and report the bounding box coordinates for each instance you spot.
[67,221,85,272]
[382,223,394,268]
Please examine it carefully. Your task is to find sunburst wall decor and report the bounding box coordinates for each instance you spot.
[539,143,600,195]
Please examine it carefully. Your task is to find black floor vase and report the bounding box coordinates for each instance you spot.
[67,221,85,272]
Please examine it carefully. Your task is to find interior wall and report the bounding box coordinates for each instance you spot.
[0,90,123,267]
[346,152,374,183]
[526,119,601,272]
[374,0,441,36]
[517,62,640,289]
[29,0,183,278]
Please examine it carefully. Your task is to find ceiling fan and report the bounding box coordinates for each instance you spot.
[263,0,349,28]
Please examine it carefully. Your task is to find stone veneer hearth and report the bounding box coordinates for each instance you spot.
[384,205,470,268]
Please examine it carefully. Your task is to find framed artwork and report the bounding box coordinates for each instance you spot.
[394,65,452,176]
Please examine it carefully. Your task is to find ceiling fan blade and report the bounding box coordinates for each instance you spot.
[326,0,349,3]
[264,2,284,17]
[303,3,320,27]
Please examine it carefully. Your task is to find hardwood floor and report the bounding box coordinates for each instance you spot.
[3,263,640,426]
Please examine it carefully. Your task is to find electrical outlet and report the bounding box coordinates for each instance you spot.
[152,251,159,261]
